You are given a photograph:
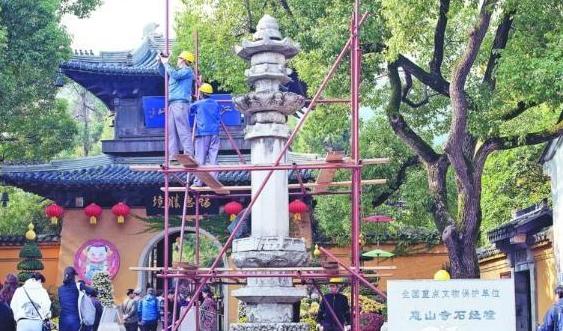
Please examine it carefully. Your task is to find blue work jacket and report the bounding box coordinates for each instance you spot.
[158,62,193,103]
[190,98,221,136]
[138,295,160,322]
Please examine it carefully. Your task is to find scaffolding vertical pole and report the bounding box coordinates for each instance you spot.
[195,192,201,331]
[350,0,362,330]
[163,0,171,329]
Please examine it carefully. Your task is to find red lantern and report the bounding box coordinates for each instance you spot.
[289,199,308,222]
[84,203,102,225]
[224,201,243,221]
[111,202,130,224]
[45,203,64,225]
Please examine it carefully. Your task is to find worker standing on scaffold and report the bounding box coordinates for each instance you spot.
[190,83,221,186]
[158,51,195,159]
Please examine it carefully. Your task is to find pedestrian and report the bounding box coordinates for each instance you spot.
[137,288,159,331]
[316,279,351,331]
[190,83,221,186]
[0,273,18,305]
[158,51,195,159]
[86,288,103,331]
[11,272,51,331]
[539,285,563,331]
[58,267,81,331]
[199,287,217,331]
[121,289,139,331]
[0,292,16,331]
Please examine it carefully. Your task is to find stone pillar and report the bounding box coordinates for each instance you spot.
[230,15,309,331]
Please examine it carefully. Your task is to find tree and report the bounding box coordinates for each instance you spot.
[382,0,562,278]
[17,224,44,282]
[0,0,101,162]
[174,0,562,278]
[58,83,109,157]
[92,272,114,307]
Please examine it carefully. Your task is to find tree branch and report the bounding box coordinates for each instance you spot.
[372,156,420,207]
[429,0,450,76]
[244,0,255,33]
[277,0,294,17]
[488,122,563,151]
[386,62,441,163]
[500,101,539,121]
[446,0,497,192]
[401,72,432,108]
[397,55,450,97]
[483,11,514,88]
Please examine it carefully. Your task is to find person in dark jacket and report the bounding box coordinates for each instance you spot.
[0,273,18,305]
[190,83,221,186]
[138,288,159,331]
[316,280,351,331]
[0,294,16,331]
[58,267,81,331]
[539,286,563,331]
[86,288,103,331]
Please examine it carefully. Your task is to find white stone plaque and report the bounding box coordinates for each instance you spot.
[388,279,516,331]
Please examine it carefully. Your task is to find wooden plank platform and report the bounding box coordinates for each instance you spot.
[314,151,344,193]
[175,154,230,195]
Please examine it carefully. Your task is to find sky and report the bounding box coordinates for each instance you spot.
[62,0,184,52]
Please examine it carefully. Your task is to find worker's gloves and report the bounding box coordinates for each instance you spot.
[344,325,351,331]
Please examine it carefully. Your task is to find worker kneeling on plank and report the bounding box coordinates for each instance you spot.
[158,51,195,159]
[190,83,221,186]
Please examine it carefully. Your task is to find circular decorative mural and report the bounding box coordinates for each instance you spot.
[74,239,120,284]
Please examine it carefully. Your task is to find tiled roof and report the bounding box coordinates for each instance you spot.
[487,202,552,243]
[60,34,171,76]
[0,234,60,246]
[0,153,315,191]
[477,227,552,260]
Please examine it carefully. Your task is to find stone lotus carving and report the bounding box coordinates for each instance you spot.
[233,92,305,116]
[232,237,309,268]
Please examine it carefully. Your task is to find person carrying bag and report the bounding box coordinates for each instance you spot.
[10,273,52,331]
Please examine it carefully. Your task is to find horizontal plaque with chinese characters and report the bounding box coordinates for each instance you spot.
[388,279,515,331]
[145,189,220,216]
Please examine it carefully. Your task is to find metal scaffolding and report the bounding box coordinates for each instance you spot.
[134,1,393,330]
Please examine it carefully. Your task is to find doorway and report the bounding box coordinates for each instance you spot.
[515,270,532,331]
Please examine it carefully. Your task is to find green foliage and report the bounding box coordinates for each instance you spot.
[0,186,57,236]
[17,239,44,281]
[92,271,114,307]
[481,145,551,242]
[0,0,104,162]
[19,241,42,259]
[59,0,102,18]
[173,233,220,268]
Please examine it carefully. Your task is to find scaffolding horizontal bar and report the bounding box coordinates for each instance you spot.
[129,158,390,173]
[162,179,387,193]
[130,265,396,272]
[156,272,393,279]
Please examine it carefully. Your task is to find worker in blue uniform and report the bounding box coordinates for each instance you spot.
[158,51,195,159]
[190,83,221,186]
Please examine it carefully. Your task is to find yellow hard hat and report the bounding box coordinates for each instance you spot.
[329,277,345,284]
[199,83,213,95]
[433,269,451,281]
[178,51,195,63]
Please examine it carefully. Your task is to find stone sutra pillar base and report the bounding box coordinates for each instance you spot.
[230,323,310,331]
